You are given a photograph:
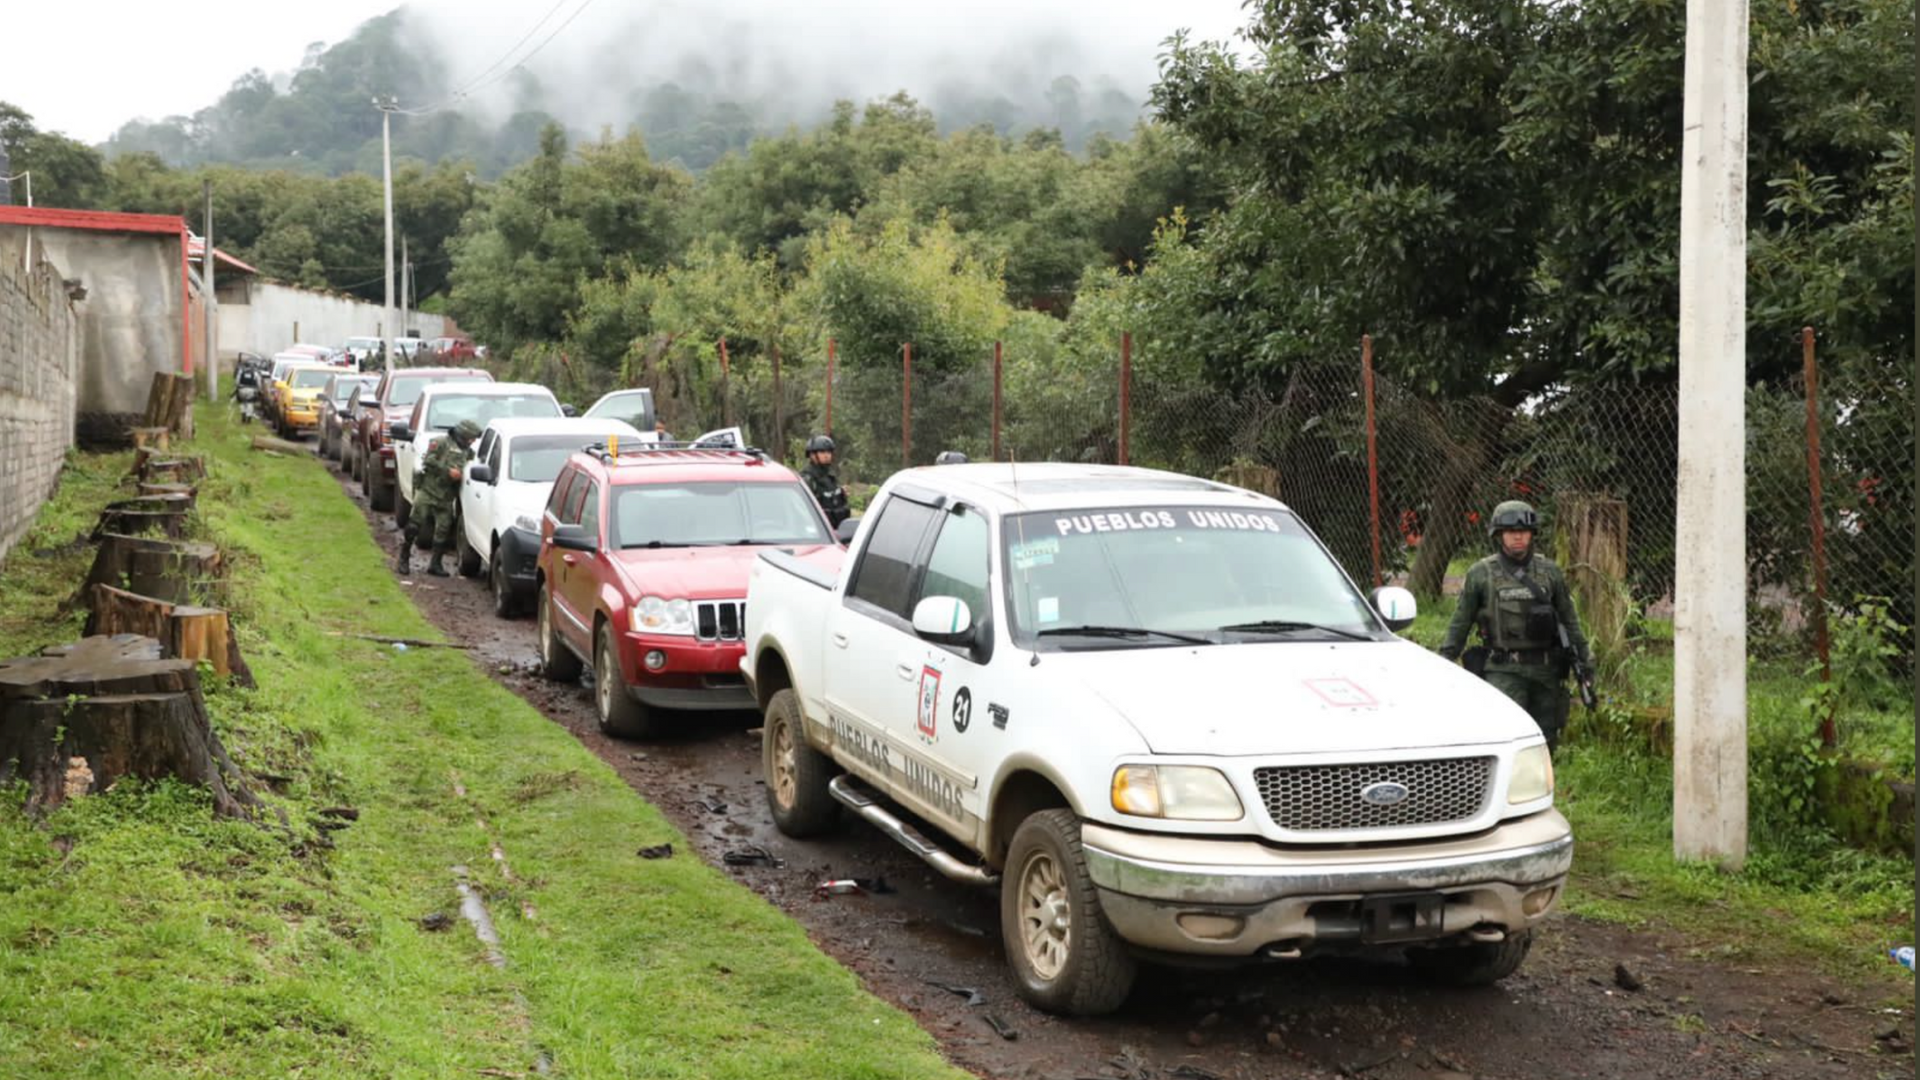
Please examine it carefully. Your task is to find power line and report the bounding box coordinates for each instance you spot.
[395,0,597,117]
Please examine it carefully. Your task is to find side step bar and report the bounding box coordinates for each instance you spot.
[829,775,1000,887]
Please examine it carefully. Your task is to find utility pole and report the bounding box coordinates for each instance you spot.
[204,179,217,403]
[401,234,410,349]
[375,96,398,368]
[1673,0,1749,868]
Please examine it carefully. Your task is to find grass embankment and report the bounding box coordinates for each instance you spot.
[1405,600,1914,989]
[0,411,967,1080]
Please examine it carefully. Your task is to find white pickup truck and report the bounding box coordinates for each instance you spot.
[390,382,561,532]
[742,463,1572,1015]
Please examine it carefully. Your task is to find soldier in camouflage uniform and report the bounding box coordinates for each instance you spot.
[1438,500,1594,750]
[801,434,849,529]
[396,419,480,577]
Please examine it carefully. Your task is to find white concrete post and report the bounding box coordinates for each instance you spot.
[1673,0,1749,868]
[379,99,397,368]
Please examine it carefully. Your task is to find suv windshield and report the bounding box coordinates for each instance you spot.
[290,368,332,389]
[510,434,622,482]
[390,373,489,407]
[611,481,828,548]
[424,393,558,430]
[1002,505,1383,648]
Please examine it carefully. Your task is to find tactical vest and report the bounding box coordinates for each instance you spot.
[1477,556,1558,651]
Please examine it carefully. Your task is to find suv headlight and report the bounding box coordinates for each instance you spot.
[1508,744,1554,804]
[632,596,694,635]
[1110,765,1244,821]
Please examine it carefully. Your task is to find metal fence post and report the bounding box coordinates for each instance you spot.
[1363,333,1382,588]
[902,342,913,468]
[825,337,835,436]
[718,336,732,429]
[1801,326,1835,748]
[992,340,1003,462]
[1118,331,1132,467]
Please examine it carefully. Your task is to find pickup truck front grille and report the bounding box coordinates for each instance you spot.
[695,600,746,642]
[1254,756,1494,832]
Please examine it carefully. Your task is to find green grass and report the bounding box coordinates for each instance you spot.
[1408,592,1914,990]
[0,409,967,1080]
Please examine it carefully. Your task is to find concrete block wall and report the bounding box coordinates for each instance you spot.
[0,243,80,568]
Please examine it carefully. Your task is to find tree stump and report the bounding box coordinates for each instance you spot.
[82,534,221,607]
[0,635,255,817]
[136,481,198,502]
[137,456,206,486]
[87,585,255,687]
[142,371,195,439]
[92,494,194,541]
[1556,493,1630,666]
[129,426,171,451]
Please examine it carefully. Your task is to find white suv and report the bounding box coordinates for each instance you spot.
[456,417,643,615]
[390,382,561,532]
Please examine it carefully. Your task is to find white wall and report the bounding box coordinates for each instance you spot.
[225,281,448,358]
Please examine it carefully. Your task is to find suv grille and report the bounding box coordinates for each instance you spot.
[1254,757,1494,832]
[695,600,746,642]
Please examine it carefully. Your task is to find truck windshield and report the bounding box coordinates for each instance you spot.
[390,373,489,407]
[611,482,829,548]
[424,393,559,430]
[290,368,333,389]
[1001,506,1383,647]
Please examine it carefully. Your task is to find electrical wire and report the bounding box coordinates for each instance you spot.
[393,0,597,117]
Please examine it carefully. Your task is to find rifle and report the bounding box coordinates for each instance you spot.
[1557,621,1597,710]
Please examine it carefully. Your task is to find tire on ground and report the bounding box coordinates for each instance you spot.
[456,526,482,577]
[1000,808,1137,1016]
[762,688,838,836]
[593,624,661,738]
[490,548,518,617]
[1408,929,1533,986]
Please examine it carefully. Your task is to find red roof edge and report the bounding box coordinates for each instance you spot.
[0,206,188,235]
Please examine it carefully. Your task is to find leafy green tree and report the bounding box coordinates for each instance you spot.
[0,102,109,208]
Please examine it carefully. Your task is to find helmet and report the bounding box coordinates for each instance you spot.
[452,419,483,446]
[806,434,836,455]
[1486,500,1538,538]
[933,450,968,465]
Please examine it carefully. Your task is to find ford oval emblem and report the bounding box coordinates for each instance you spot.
[1360,781,1410,807]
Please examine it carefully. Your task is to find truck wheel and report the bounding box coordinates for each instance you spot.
[1001,809,1137,1016]
[395,493,412,531]
[762,689,838,837]
[1408,929,1532,986]
[456,527,482,577]
[536,584,582,682]
[369,470,393,512]
[489,548,519,617]
[594,625,661,738]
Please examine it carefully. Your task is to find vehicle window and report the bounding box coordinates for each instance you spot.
[919,506,991,625]
[579,482,602,541]
[547,470,577,520]
[609,482,831,549]
[389,373,489,408]
[424,393,559,430]
[583,390,655,430]
[1001,506,1380,646]
[486,438,503,479]
[410,399,426,429]
[510,434,623,482]
[561,472,590,524]
[848,496,941,618]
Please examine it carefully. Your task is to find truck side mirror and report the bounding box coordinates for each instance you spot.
[389,421,413,442]
[911,596,973,645]
[1370,586,1418,632]
[466,463,494,485]
[834,517,860,545]
[560,403,580,417]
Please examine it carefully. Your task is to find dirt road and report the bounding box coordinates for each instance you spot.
[332,462,1911,1080]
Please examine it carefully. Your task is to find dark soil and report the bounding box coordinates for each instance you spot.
[328,454,1914,1080]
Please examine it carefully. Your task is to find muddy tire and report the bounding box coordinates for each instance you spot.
[762,689,838,837]
[368,468,393,512]
[594,625,659,738]
[1408,930,1532,986]
[490,547,519,618]
[536,583,582,682]
[1001,809,1136,1016]
[456,526,482,577]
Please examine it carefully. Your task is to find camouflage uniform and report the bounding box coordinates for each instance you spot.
[1438,502,1593,750]
[396,420,479,576]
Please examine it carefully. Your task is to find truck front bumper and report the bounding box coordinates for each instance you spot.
[1081,810,1572,957]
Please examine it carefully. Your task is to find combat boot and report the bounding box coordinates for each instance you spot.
[393,531,414,575]
[426,545,451,577]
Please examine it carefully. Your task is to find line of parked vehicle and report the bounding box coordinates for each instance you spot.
[279,362,1572,1020]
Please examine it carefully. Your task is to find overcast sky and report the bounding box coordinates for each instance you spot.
[7,0,1252,144]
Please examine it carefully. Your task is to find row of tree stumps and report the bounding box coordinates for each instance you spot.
[0,426,261,819]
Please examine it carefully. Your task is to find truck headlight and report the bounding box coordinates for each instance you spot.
[633,595,694,635]
[514,515,539,533]
[1110,765,1244,821]
[1508,744,1554,804]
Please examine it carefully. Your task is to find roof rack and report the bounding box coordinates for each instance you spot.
[580,440,771,465]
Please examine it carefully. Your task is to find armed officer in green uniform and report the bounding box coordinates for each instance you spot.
[396,419,481,578]
[801,434,850,529]
[1438,500,1594,750]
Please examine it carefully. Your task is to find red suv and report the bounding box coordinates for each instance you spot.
[535,444,837,738]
